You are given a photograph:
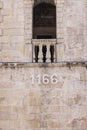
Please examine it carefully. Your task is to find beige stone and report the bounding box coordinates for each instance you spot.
[0,15,3,23]
[0,29,2,36]
[0,1,2,9]
[0,0,87,129]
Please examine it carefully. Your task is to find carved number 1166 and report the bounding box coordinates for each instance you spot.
[30,74,58,85]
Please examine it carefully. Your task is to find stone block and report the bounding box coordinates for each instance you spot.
[0,15,3,23]
[0,0,86,130]
[3,29,24,36]
[0,29,3,36]
[0,120,9,128]
[0,36,10,43]
[0,1,2,9]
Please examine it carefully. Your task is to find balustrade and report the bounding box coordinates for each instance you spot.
[32,39,56,63]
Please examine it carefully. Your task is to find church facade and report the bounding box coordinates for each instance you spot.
[0,0,87,129]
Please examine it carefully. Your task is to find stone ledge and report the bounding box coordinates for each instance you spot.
[0,61,87,68]
[32,39,57,45]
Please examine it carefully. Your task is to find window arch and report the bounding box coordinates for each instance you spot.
[33,2,56,39]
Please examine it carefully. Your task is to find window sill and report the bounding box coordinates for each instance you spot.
[32,39,57,45]
[0,61,87,68]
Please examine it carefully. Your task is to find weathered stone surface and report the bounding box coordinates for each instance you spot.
[0,65,87,129]
[0,0,87,129]
[0,29,2,36]
[0,1,2,9]
[0,0,86,61]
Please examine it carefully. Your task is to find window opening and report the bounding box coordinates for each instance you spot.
[33,2,56,39]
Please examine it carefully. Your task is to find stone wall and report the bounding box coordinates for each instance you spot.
[0,0,87,129]
[0,0,25,62]
[0,0,87,62]
[57,0,87,61]
[0,63,87,129]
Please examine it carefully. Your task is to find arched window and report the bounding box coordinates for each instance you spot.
[33,2,56,39]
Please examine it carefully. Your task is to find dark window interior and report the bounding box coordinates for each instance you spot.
[33,2,56,39]
[37,35,52,39]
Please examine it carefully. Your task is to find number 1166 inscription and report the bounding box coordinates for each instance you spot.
[30,74,58,85]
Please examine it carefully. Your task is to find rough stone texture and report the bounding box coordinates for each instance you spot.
[0,0,87,129]
[0,0,87,62]
[0,64,87,130]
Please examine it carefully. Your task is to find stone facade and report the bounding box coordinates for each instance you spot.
[0,0,87,130]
